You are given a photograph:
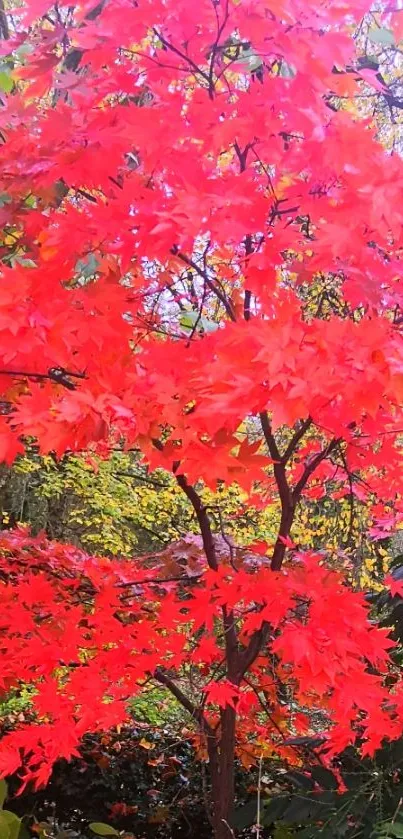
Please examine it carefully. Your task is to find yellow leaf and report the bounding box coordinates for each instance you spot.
[139,738,154,750]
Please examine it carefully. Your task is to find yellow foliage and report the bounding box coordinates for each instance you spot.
[10,447,388,591]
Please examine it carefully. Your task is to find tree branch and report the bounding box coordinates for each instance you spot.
[153,28,211,87]
[0,0,9,40]
[292,438,339,502]
[337,442,355,549]
[171,247,237,322]
[175,473,218,571]
[243,233,254,322]
[237,425,341,677]
[259,411,290,509]
[282,416,313,464]
[0,367,86,391]
[117,573,203,588]
[236,624,270,682]
[174,470,239,677]
[154,667,216,737]
[259,411,295,571]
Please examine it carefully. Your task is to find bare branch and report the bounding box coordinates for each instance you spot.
[117,573,203,588]
[282,416,313,463]
[153,28,211,87]
[0,367,86,391]
[171,247,237,322]
[154,667,216,737]
[0,0,9,40]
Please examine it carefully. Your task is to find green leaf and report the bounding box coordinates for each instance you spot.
[309,766,338,790]
[0,72,13,94]
[0,811,21,839]
[230,46,263,72]
[386,822,403,838]
[263,793,335,826]
[262,796,290,825]
[89,824,119,836]
[179,311,196,330]
[11,257,36,269]
[0,779,7,808]
[75,253,99,279]
[282,796,324,824]
[285,770,314,790]
[15,43,33,59]
[233,798,257,830]
[368,27,395,46]
[273,827,295,839]
[179,311,218,334]
[24,194,36,208]
[241,48,263,72]
[279,61,296,78]
[248,56,264,72]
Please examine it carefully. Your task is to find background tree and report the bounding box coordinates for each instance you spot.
[0,446,385,586]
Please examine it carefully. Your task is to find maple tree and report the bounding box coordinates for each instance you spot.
[1,0,403,836]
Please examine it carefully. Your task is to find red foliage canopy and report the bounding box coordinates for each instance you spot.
[0,0,401,482]
[0,0,402,832]
[0,529,399,790]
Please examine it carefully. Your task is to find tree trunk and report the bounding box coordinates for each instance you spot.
[208,706,237,839]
